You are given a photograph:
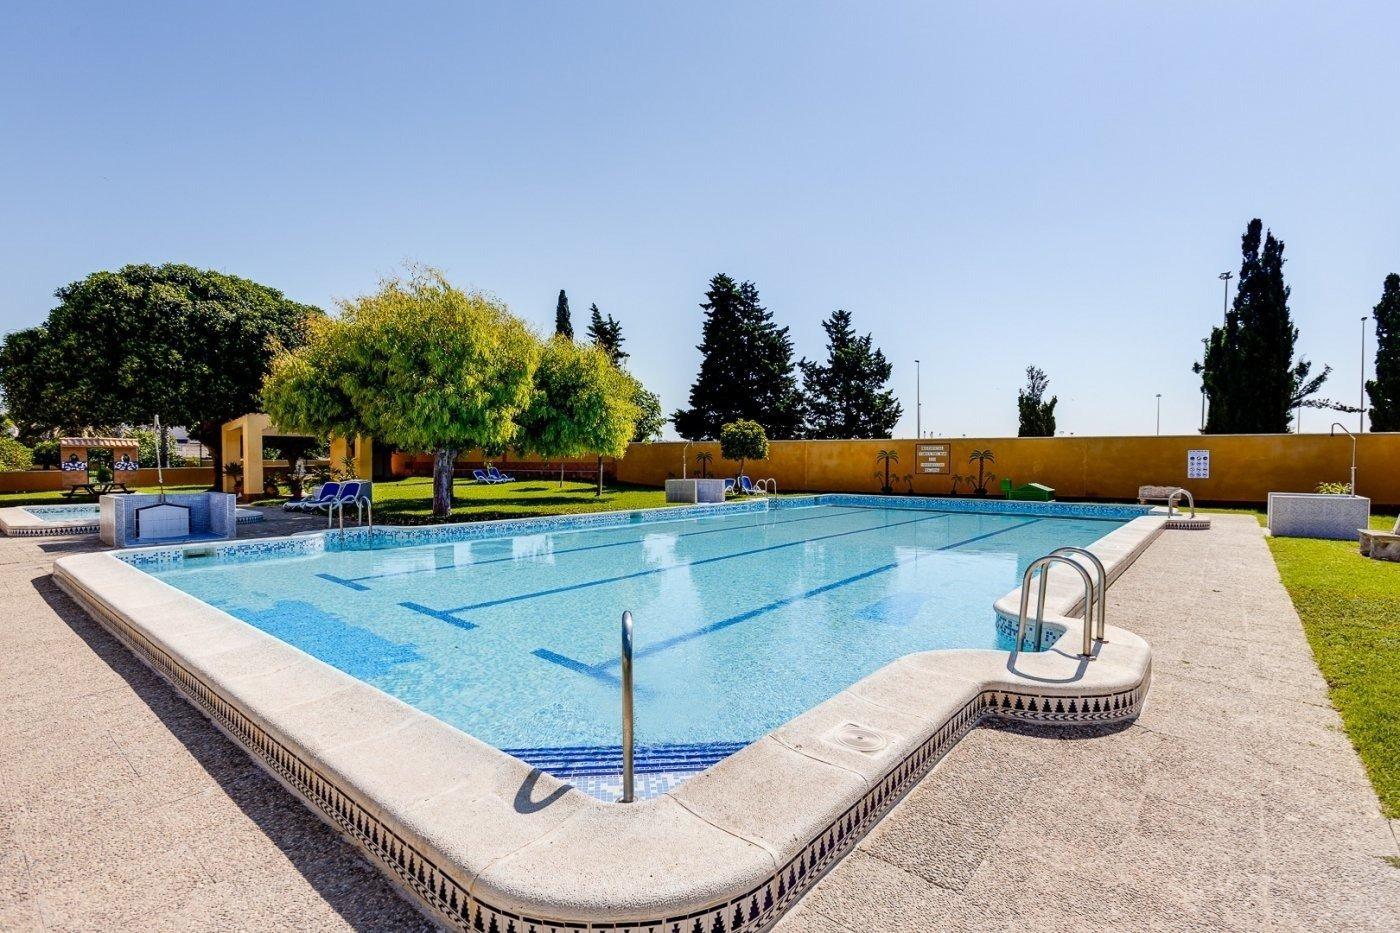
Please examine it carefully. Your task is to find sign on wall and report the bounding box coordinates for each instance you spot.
[1187,449,1210,480]
[916,443,949,474]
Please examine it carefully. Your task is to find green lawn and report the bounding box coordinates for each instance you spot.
[368,476,668,524]
[1267,533,1400,817]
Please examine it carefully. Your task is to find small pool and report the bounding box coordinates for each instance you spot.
[22,504,263,524]
[148,501,1129,795]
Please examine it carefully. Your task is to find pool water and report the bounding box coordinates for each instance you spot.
[151,504,1123,768]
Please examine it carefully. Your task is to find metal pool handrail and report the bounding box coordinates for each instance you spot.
[1167,488,1197,519]
[1015,554,1097,659]
[1050,546,1107,641]
[620,610,635,803]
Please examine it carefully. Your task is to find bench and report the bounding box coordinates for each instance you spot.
[1138,485,1185,505]
[1359,516,1400,562]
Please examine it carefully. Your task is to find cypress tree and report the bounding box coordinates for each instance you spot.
[672,274,805,440]
[586,303,629,365]
[1366,273,1400,431]
[1196,219,1329,433]
[799,309,902,439]
[1016,366,1058,437]
[554,289,573,339]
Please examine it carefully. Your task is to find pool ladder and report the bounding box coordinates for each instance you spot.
[620,610,635,803]
[1166,488,1197,519]
[1013,547,1107,659]
[328,497,374,543]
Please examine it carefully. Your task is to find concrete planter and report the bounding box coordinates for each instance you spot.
[1267,492,1371,541]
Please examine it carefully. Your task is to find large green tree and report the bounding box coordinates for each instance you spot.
[629,381,665,442]
[263,268,539,518]
[515,336,640,494]
[1017,365,1058,437]
[554,289,573,339]
[799,308,901,439]
[0,264,319,485]
[1366,273,1400,431]
[1196,220,1329,433]
[672,274,805,440]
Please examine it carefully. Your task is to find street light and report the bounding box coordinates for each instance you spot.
[1360,316,1370,433]
[1155,393,1162,436]
[1218,271,1233,321]
[914,359,922,438]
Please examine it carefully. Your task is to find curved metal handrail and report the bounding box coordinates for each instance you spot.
[620,610,635,804]
[1050,546,1107,641]
[1167,488,1196,520]
[760,478,778,495]
[1015,555,1098,659]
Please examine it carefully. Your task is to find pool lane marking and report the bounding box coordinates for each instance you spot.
[533,518,1042,677]
[317,507,873,590]
[433,510,958,617]
[399,601,479,630]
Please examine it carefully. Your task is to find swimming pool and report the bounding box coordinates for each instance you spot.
[57,495,1161,930]
[149,501,1126,791]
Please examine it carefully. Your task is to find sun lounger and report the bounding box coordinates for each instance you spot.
[284,481,340,512]
[487,466,515,483]
[738,475,764,496]
[472,469,497,484]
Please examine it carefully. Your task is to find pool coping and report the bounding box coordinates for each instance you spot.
[53,496,1164,932]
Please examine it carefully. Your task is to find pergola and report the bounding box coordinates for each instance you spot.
[220,413,372,500]
[58,437,141,492]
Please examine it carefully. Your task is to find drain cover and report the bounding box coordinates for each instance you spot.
[830,723,887,753]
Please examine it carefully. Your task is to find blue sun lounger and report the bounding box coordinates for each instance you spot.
[283,481,341,512]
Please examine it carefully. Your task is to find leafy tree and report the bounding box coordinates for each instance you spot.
[31,439,59,469]
[629,382,665,442]
[0,264,320,486]
[515,336,640,494]
[719,419,769,481]
[1366,273,1400,431]
[586,304,629,365]
[799,309,902,439]
[673,275,805,440]
[0,436,33,471]
[554,289,573,339]
[1196,220,1330,433]
[1016,366,1058,437]
[263,268,539,518]
[874,448,899,493]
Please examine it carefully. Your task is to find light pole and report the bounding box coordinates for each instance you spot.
[1218,271,1233,321]
[1360,316,1369,433]
[914,359,922,439]
[1155,393,1162,436]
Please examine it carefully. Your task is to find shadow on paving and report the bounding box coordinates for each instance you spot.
[31,572,433,932]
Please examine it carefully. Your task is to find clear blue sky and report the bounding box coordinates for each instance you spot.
[2,2,1397,437]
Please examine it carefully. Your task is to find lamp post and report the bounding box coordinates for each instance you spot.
[915,359,922,439]
[1155,393,1162,436]
[1360,316,1369,433]
[1219,271,1233,321]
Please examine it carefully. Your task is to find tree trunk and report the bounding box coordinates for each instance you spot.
[596,456,603,497]
[193,421,223,491]
[560,463,565,489]
[433,448,457,519]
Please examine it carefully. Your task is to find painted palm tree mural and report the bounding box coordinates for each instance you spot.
[968,448,996,496]
[874,448,899,494]
[694,450,712,478]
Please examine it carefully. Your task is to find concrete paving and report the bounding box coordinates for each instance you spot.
[777,515,1400,931]
[0,511,1395,930]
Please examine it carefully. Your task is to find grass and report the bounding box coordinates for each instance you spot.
[367,476,669,524]
[1265,530,1400,818]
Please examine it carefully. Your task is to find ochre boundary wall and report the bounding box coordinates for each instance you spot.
[616,433,1400,508]
[0,466,213,494]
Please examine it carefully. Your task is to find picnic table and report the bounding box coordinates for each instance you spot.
[62,481,134,499]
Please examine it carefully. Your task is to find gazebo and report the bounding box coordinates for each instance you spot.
[59,437,141,497]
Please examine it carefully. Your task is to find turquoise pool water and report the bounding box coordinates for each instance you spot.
[150,504,1123,768]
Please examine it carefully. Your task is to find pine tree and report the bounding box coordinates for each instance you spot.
[1366,273,1400,431]
[554,290,573,339]
[799,309,901,439]
[1016,366,1057,437]
[1196,219,1329,433]
[672,274,805,440]
[586,303,628,365]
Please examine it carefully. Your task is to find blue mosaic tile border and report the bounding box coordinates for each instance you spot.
[815,493,1151,521]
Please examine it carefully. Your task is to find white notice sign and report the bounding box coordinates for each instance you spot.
[1187,449,1210,480]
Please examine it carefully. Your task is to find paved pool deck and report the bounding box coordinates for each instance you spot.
[0,511,1395,930]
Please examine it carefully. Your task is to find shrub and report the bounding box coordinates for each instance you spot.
[1316,481,1352,495]
[0,436,34,471]
[719,420,769,482]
